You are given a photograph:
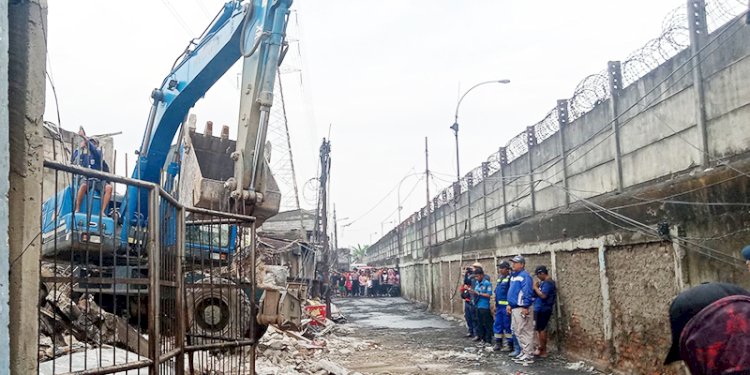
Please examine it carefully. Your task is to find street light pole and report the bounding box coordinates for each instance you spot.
[397,172,424,225]
[451,79,511,181]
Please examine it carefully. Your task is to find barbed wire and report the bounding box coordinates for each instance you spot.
[569,71,610,120]
[706,0,747,32]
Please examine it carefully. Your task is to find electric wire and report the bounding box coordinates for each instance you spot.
[193,0,211,18]
[344,169,418,227]
[160,0,196,37]
[542,179,746,269]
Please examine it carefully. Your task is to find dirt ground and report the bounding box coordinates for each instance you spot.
[327,297,602,375]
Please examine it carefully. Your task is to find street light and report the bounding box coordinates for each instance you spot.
[381,219,395,235]
[397,172,424,224]
[451,79,511,180]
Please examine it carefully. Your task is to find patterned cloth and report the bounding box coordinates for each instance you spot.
[679,295,750,375]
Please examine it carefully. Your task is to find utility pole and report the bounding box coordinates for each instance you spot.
[316,138,332,319]
[425,137,434,310]
[333,205,339,272]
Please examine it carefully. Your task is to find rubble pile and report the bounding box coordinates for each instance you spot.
[191,301,364,375]
[253,322,369,375]
[38,263,148,363]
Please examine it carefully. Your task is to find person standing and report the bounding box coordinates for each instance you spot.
[742,245,750,272]
[493,261,513,351]
[344,272,352,297]
[359,272,369,297]
[351,269,360,297]
[471,267,494,345]
[507,255,534,365]
[532,265,556,358]
[460,267,475,338]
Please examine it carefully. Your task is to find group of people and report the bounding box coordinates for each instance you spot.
[459,255,556,366]
[331,268,400,298]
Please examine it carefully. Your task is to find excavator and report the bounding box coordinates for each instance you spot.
[40,0,300,343]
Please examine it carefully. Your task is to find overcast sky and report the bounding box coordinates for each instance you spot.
[44,0,684,247]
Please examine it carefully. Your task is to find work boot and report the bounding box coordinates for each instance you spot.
[473,335,482,342]
[465,333,473,338]
[492,342,503,351]
[508,349,521,357]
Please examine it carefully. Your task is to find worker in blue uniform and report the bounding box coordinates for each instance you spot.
[532,265,557,358]
[72,127,112,217]
[471,267,494,344]
[507,255,535,365]
[493,261,513,351]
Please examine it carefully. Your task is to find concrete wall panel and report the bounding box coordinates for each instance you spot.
[567,161,616,200]
[621,127,702,188]
[565,130,614,178]
[619,88,696,156]
[555,249,608,366]
[606,243,677,374]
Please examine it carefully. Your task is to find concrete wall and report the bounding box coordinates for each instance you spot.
[0,0,9,371]
[8,1,47,373]
[366,10,750,375]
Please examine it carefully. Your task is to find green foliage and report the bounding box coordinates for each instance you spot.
[352,244,369,262]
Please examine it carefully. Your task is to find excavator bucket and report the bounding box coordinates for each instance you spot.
[178,117,281,227]
[257,282,307,331]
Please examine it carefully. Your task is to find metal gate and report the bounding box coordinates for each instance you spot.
[38,160,257,375]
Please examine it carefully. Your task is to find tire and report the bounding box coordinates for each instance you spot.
[186,276,269,345]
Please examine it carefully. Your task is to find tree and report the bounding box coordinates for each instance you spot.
[351,244,369,263]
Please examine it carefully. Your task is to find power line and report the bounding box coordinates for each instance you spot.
[160,0,196,37]
[543,179,745,269]
[193,0,211,18]
[344,169,418,227]
[379,176,425,226]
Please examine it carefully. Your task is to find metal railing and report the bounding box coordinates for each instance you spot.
[38,160,257,375]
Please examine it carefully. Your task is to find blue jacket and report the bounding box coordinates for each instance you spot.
[508,269,533,308]
[72,139,107,172]
[475,278,493,309]
[470,274,491,305]
[533,279,557,312]
[494,274,510,306]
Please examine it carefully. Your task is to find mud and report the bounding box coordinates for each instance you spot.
[328,297,601,375]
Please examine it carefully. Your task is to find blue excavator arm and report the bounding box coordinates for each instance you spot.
[123,0,291,237]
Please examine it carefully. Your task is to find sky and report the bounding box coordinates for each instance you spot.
[44,0,685,247]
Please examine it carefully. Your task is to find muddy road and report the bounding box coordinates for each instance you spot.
[327,297,599,375]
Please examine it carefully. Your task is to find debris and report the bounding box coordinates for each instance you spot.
[38,272,149,362]
[39,346,145,375]
[566,361,586,370]
[262,265,290,288]
[316,359,351,375]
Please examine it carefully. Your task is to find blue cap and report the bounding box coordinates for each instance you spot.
[742,245,750,261]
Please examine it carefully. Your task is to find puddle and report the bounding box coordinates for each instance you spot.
[337,297,453,329]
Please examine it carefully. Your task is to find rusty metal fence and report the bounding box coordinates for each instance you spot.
[38,160,258,375]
